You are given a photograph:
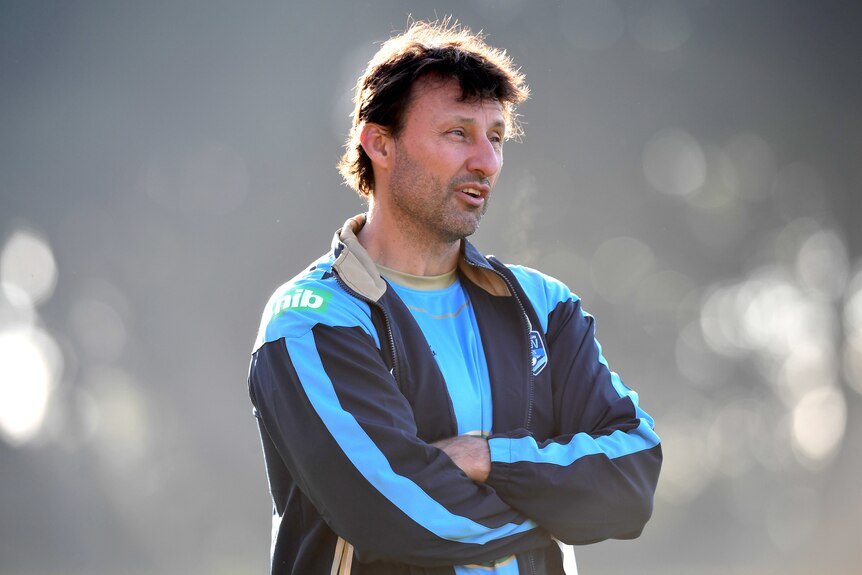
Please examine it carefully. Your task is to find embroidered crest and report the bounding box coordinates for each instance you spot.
[529,330,547,376]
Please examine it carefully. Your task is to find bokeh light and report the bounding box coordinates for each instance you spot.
[642,128,706,198]
[86,366,153,470]
[797,229,848,302]
[0,228,58,307]
[67,279,131,362]
[772,218,825,269]
[41,383,101,452]
[777,343,839,406]
[842,264,862,333]
[684,144,739,210]
[844,331,862,395]
[0,325,63,446]
[700,265,838,365]
[0,284,38,329]
[699,283,751,358]
[692,213,851,478]
[739,270,835,359]
[791,385,847,468]
[590,236,655,303]
[844,265,862,394]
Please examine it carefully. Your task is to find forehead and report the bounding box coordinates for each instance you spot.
[404,76,504,125]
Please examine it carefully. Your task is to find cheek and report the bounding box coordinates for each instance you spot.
[409,143,469,181]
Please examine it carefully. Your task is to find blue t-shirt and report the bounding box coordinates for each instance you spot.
[381,267,518,575]
[386,274,493,437]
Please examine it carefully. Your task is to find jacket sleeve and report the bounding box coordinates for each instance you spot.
[484,267,662,545]
[248,286,551,566]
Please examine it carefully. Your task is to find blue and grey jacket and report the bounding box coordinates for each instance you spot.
[248,215,662,574]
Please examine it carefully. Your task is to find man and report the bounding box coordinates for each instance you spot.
[248,20,661,575]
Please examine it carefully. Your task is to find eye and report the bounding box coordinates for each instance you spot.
[449,129,466,138]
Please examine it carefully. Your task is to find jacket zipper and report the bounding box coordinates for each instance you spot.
[336,259,543,572]
[463,258,536,432]
[333,272,399,381]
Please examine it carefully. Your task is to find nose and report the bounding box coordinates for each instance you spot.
[466,136,502,180]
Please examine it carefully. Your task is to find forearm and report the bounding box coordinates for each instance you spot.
[431,401,660,543]
[481,268,662,542]
[486,421,662,543]
[250,333,551,565]
[432,435,491,483]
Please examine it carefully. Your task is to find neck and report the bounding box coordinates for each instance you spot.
[356,208,462,276]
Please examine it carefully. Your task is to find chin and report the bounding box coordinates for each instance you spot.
[448,222,481,242]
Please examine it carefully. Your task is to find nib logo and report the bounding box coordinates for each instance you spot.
[273,287,332,316]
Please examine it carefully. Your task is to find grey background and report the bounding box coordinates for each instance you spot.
[1,1,861,574]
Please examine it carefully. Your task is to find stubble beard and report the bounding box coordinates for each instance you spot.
[389,149,489,246]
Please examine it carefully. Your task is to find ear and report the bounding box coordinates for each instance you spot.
[359,122,394,169]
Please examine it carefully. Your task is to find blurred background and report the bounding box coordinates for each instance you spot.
[1,1,860,573]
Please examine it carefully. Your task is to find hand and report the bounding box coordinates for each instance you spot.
[433,435,491,483]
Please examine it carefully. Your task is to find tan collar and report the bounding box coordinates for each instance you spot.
[376,264,457,290]
[332,214,388,301]
[331,214,511,301]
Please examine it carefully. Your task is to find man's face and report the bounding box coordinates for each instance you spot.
[386,77,505,244]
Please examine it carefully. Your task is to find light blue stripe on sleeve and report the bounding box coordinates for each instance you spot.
[286,331,539,544]
[491,268,660,468]
[489,419,659,466]
[506,265,576,334]
[592,326,656,428]
[259,280,380,350]
[489,316,661,467]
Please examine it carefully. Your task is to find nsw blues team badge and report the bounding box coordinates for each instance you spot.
[529,330,547,376]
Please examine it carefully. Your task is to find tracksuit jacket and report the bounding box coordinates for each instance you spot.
[248,214,662,574]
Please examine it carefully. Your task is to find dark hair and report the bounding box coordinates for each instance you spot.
[338,19,529,198]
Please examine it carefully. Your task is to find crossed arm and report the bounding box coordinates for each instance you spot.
[251,286,660,563]
[433,287,662,545]
[433,435,491,483]
[250,324,551,567]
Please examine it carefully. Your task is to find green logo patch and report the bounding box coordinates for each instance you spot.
[273,287,332,316]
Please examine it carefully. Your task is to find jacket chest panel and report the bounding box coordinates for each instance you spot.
[382,292,459,442]
[462,284,537,433]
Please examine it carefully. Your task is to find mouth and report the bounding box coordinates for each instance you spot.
[455,183,490,201]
